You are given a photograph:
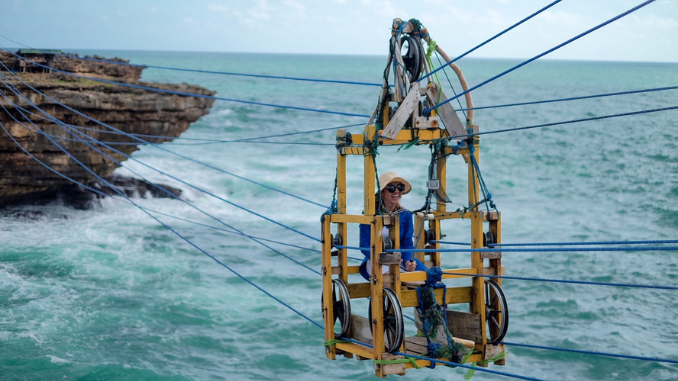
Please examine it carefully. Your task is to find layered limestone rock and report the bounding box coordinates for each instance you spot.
[0,52,215,207]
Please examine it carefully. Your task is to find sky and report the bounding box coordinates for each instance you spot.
[1,0,677,63]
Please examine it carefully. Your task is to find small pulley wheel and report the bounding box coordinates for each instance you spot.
[322,279,352,338]
[484,280,509,344]
[383,237,393,251]
[369,288,404,353]
[425,229,436,244]
[399,36,423,82]
[332,234,343,248]
[484,231,495,247]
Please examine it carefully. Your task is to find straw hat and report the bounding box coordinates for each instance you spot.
[378,171,412,194]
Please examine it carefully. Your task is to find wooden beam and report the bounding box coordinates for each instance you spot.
[329,214,374,224]
[427,83,466,138]
[335,342,374,360]
[447,310,483,343]
[382,82,421,140]
[321,217,336,360]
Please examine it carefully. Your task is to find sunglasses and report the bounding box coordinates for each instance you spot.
[386,183,406,193]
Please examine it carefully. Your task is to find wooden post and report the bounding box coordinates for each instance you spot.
[414,214,425,264]
[434,150,446,267]
[371,217,386,375]
[337,142,348,283]
[488,213,505,365]
[364,126,377,216]
[391,214,401,300]
[470,212,487,357]
[431,218,441,267]
[468,133,487,357]
[321,216,336,360]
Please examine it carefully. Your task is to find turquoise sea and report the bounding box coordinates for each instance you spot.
[1,51,677,381]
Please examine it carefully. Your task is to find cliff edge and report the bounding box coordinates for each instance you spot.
[0,51,216,207]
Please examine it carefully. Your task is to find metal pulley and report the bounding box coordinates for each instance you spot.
[331,234,342,248]
[382,237,393,250]
[399,35,424,82]
[483,231,495,247]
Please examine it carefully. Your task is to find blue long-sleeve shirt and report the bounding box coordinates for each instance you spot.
[358,210,426,280]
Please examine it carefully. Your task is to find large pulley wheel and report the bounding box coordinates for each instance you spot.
[369,288,404,353]
[322,279,351,338]
[399,35,423,82]
[484,280,509,344]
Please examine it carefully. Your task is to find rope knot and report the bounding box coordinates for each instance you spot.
[425,266,443,287]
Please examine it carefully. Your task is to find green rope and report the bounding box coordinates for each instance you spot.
[424,39,444,105]
[464,351,508,380]
[397,137,419,152]
[323,339,350,347]
[374,356,420,369]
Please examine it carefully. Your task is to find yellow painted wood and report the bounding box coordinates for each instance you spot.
[335,343,375,360]
[329,214,374,224]
[331,265,360,275]
[341,146,365,156]
[436,154,447,214]
[337,150,348,283]
[350,129,445,146]
[399,286,472,308]
[370,218,385,362]
[364,126,376,216]
[391,214,401,300]
[471,211,488,355]
[489,214,505,365]
[413,214,425,264]
[443,146,470,155]
[321,217,336,360]
[431,218,441,267]
[400,267,477,282]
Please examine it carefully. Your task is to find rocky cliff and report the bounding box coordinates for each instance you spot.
[0,51,215,207]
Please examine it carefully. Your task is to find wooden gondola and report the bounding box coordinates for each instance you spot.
[321,18,509,377]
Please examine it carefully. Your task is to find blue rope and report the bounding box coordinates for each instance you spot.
[424,0,657,113]
[0,80,322,265]
[420,0,563,82]
[55,53,386,88]
[148,209,322,253]
[0,106,328,324]
[426,104,678,143]
[442,272,678,291]
[6,51,372,119]
[0,81,322,276]
[337,337,547,381]
[334,245,369,251]
[0,63,329,209]
[458,85,678,111]
[15,102,364,144]
[394,351,547,381]
[501,341,678,365]
[0,87,328,278]
[430,241,471,245]
[388,246,678,253]
[3,107,672,374]
[490,239,678,247]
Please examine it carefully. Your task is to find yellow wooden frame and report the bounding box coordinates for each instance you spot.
[321,120,505,376]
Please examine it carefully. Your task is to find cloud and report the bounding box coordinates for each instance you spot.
[148,7,158,13]
[282,0,306,19]
[208,4,230,13]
